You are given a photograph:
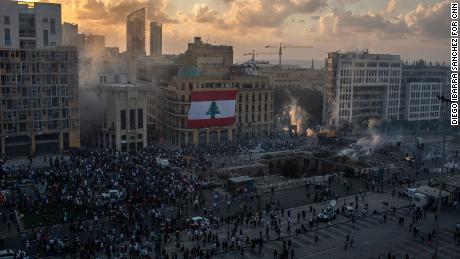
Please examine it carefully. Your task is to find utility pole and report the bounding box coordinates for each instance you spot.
[434,95,451,259]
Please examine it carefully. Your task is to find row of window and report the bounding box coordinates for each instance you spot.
[1,86,72,97]
[0,52,76,63]
[342,61,401,68]
[120,109,143,130]
[238,92,273,102]
[1,119,76,133]
[387,107,399,114]
[409,99,440,105]
[120,134,143,141]
[178,81,268,91]
[410,84,441,91]
[410,92,440,98]
[409,105,439,112]
[238,103,271,113]
[0,74,75,86]
[338,110,351,117]
[340,69,400,77]
[408,112,439,119]
[2,108,72,120]
[1,62,70,73]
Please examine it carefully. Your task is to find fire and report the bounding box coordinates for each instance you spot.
[288,104,305,132]
[306,128,315,137]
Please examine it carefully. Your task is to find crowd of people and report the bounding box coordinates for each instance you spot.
[0,134,458,258]
[0,135,313,258]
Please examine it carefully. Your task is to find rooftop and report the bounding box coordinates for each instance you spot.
[176,64,201,78]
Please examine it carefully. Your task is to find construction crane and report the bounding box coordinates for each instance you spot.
[244,50,278,62]
[265,43,314,67]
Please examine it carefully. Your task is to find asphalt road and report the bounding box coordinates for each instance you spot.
[215,206,460,259]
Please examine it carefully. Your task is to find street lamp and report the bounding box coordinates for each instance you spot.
[433,95,451,259]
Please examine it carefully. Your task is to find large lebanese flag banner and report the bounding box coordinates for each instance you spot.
[187,90,238,129]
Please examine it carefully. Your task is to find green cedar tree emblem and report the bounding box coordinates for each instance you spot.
[206,101,221,119]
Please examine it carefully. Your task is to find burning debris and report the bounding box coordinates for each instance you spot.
[337,119,402,159]
[280,90,311,134]
[288,104,307,132]
[306,128,315,137]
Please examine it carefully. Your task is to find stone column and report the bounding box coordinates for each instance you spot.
[58,132,64,153]
[1,137,5,156]
[30,134,36,155]
[193,131,198,145]
[228,128,233,143]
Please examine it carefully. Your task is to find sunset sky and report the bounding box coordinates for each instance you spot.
[42,0,449,66]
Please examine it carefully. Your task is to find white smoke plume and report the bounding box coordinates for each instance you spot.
[337,118,401,159]
[284,90,310,134]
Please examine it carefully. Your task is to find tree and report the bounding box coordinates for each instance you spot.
[206,101,220,119]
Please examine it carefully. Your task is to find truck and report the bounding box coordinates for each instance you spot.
[412,193,429,208]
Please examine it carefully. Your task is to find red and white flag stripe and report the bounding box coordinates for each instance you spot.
[187,90,238,129]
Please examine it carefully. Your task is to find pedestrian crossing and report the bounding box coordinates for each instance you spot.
[378,231,460,259]
[216,207,460,259]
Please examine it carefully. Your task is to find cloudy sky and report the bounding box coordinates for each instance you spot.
[45,0,450,65]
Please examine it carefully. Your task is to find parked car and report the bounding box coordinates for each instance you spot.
[344,206,355,217]
[317,206,337,222]
[187,216,210,229]
[0,249,27,259]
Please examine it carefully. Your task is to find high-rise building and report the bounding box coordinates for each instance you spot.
[150,22,162,57]
[323,50,402,129]
[126,8,145,57]
[401,61,449,121]
[0,0,79,156]
[0,0,62,49]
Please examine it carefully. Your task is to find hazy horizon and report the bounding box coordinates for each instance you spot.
[41,0,449,63]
